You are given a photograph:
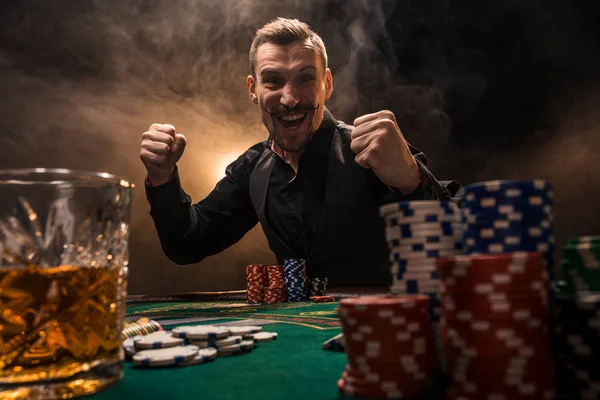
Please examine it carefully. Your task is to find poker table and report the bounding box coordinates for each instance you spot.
[90,289,387,400]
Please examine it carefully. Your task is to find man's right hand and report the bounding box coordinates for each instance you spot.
[140,123,187,186]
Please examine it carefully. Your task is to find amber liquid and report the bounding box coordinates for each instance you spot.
[0,264,126,399]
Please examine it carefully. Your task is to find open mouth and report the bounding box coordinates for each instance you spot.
[277,112,307,130]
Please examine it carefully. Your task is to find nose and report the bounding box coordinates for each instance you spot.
[279,83,299,109]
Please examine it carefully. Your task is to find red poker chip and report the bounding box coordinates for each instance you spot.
[310,295,335,303]
[438,252,556,399]
[337,295,438,399]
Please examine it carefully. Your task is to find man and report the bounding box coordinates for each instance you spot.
[140,18,459,287]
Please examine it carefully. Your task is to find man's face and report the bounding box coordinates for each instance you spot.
[247,39,333,153]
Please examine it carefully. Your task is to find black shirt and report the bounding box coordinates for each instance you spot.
[145,111,447,266]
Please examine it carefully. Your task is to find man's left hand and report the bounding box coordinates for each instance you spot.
[350,110,421,194]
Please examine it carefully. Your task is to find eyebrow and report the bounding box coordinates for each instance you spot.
[259,65,318,76]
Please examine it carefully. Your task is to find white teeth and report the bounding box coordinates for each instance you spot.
[280,113,306,121]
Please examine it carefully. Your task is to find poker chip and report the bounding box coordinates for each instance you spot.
[310,295,335,303]
[554,236,600,399]
[284,259,308,302]
[122,317,163,340]
[239,340,255,351]
[561,238,600,293]
[381,201,464,320]
[250,332,278,342]
[337,295,438,399]
[209,335,243,348]
[217,343,244,356]
[322,333,345,352]
[185,339,209,349]
[436,253,557,398]
[133,345,199,367]
[462,180,555,277]
[172,325,230,340]
[180,348,218,366]
[246,264,267,304]
[133,330,184,350]
[379,200,459,217]
[123,336,139,358]
[225,326,262,335]
[308,277,328,297]
[265,265,286,303]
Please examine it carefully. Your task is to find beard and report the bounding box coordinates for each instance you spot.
[271,128,313,153]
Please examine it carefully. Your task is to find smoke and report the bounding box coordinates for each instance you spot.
[0,0,599,293]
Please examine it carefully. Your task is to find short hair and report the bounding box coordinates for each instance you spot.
[249,18,328,78]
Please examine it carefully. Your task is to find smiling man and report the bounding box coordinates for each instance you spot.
[141,18,460,287]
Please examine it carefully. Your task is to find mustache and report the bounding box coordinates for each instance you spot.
[266,103,319,116]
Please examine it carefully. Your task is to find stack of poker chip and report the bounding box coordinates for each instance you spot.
[283,258,308,302]
[246,264,267,304]
[461,180,555,277]
[337,295,438,399]
[265,265,286,304]
[308,277,328,297]
[560,236,600,293]
[554,290,600,399]
[436,253,557,399]
[122,317,163,340]
[554,236,600,399]
[380,200,464,319]
[124,324,275,366]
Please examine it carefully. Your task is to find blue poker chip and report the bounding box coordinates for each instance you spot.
[395,270,440,281]
[388,235,461,247]
[392,258,442,269]
[463,218,553,231]
[379,200,458,217]
[386,213,461,226]
[462,227,553,240]
[464,202,553,214]
[391,278,440,294]
[386,224,462,240]
[464,235,554,252]
[390,248,459,262]
[284,259,308,302]
[463,180,552,197]
[464,209,553,222]
[391,241,464,253]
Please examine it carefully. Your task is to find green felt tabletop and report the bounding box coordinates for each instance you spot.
[90,301,348,400]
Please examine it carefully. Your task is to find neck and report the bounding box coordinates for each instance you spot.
[283,150,303,173]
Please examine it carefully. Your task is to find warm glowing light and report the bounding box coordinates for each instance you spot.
[214,152,241,182]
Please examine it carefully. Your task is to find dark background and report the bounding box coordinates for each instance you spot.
[1,0,599,294]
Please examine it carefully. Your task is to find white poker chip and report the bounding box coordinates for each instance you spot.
[250,332,278,342]
[180,348,217,366]
[134,331,184,350]
[186,340,209,349]
[133,345,199,367]
[210,335,243,348]
[239,340,255,351]
[217,343,243,356]
[172,325,231,340]
[225,326,263,335]
[123,336,140,358]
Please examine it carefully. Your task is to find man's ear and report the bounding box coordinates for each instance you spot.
[247,75,258,104]
[325,68,333,100]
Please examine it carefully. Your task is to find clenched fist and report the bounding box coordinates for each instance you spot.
[140,123,187,186]
[350,110,421,194]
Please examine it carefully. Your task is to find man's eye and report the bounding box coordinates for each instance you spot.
[262,77,279,85]
[300,75,315,82]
